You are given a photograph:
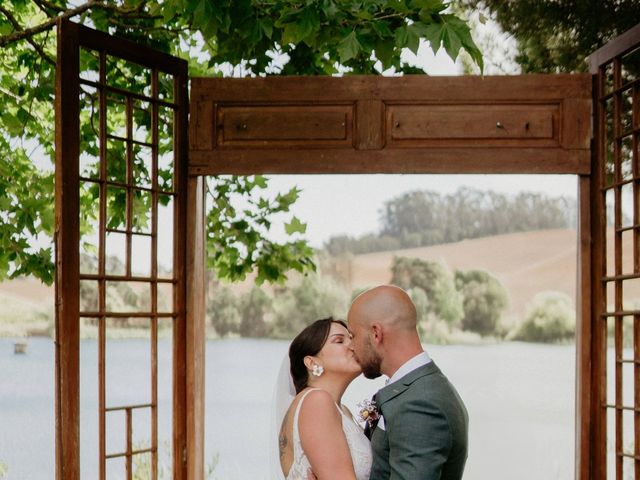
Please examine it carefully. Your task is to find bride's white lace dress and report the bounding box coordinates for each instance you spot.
[285,388,372,480]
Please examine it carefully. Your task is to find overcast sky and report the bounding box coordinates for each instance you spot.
[261,174,578,247]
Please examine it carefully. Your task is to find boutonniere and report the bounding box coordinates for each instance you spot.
[356,398,380,426]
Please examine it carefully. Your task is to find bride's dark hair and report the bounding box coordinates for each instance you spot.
[289,317,348,394]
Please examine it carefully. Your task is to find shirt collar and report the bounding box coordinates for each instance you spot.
[386,351,432,386]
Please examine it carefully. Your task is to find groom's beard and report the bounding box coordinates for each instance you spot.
[360,344,383,379]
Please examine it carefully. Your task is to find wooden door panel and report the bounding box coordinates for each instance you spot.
[387,104,557,146]
[217,105,352,146]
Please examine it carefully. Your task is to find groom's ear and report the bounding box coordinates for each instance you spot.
[371,323,383,346]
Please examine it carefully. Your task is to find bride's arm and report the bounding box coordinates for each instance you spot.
[299,389,357,480]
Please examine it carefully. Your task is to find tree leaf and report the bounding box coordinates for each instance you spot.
[285,217,307,235]
[338,31,361,63]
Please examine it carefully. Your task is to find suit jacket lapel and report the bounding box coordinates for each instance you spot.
[376,361,441,406]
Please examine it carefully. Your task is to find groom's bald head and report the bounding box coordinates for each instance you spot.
[348,285,417,332]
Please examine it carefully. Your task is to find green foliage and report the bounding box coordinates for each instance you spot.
[0,460,7,478]
[391,256,463,326]
[171,0,484,74]
[514,291,575,343]
[454,269,508,336]
[272,274,350,338]
[457,0,640,73]
[0,1,481,286]
[325,188,575,255]
[207,285,241,337]
[206,177,315,284]
[238,285,273,337]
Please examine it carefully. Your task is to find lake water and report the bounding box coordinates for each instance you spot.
[1,338,580,479]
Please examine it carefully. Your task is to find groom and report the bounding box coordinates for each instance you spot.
[348,285,468,480]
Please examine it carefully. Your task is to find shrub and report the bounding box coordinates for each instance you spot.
[272,274,349,338]
[238,286,273,338]
[391,256,463,326]
[207,285,240,338]
[408,287,429,338]
[515,292,575,343]
[455,269,508,337]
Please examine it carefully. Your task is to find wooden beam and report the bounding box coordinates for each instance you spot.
[575,175,593,480]
[173,59,190,480]
[189,147,590,175]
[55,18,81,480]
[191,74,591,103]
[588,23,640,73]
[186,176,206,480]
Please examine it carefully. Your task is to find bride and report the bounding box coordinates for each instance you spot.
[275,317,372,480]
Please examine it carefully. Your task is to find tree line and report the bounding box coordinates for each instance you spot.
[325,188,576,256]
[207,256,575,344]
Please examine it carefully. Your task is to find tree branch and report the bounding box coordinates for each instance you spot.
[0,0,159,49]
[32,0,64,15]
[0,4,55,64]
[0,1,99,48]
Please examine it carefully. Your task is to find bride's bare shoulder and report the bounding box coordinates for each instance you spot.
[298,389,340,420]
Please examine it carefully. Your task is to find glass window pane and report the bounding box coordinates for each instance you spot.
[133,144,153,189]
[79,47,100,83]
[105,282,151,313]
[105,232,127,276]
[105,409,126,456]
[80,280,99,313]
[105,318,151,407]
[157,195,174,279]
[132,189,152,234]
[107,139,127,185]
[158,283,173,314]
[80,331,99,475]
[158,106,174,193]
[131,235,152,277]
[79,85,100,180]
[106,92,127,138]
[133,100,152,144]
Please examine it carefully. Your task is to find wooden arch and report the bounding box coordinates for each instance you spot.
[55,19,640,480]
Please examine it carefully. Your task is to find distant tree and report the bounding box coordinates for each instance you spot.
[272,274,349,338]
[380,190,446,244]
[326,188,576,255]
[408,287,430,338]
[207,286,240,338]
[238,286,273,338]
[515,291,575,343]
[391,257,463,326]
[455,269,508,336]
[456,0,640,73]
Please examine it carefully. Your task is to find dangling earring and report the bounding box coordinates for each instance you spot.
[312,364,324,377]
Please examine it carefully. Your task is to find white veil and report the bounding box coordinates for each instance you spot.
[269,353,297,479]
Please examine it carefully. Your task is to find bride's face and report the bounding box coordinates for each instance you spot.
[315,322,361,377]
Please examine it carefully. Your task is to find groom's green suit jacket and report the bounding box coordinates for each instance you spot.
[369,361,468,480]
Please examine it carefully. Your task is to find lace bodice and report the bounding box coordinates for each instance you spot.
[286,389,372,480]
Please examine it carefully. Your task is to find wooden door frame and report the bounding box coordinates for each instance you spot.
[189,73,595,479]
[54,19,201,480]
[586,23,640,480]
